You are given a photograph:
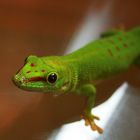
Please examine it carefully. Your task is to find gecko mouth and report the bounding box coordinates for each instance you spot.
[28,76,46,82]
[13,75,47,91]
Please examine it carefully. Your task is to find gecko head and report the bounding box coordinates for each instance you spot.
[13,55,72,94]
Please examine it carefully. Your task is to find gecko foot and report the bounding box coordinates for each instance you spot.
[81,114,103,134]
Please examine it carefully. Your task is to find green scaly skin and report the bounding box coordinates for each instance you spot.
[13,27,140,133]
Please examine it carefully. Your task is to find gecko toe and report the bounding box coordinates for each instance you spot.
[81,113,103,133]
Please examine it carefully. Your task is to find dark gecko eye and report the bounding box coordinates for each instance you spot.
[47,73,57,84]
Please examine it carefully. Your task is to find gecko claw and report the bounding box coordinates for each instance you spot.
[81,114,103,134]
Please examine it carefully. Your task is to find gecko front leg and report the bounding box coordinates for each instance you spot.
[76,84,103,133]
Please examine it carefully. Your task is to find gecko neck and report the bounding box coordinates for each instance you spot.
[59,56,79,92]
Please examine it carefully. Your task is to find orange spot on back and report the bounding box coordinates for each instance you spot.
[108,39,114,44]
[117,36,123,42]
[125,34,129,39]
[115,46,120,52]
[117,35,129,48]
[123,43,128,48]
[107,49,113,57]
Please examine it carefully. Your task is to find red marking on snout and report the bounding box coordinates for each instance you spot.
[28,77,46,82]
[30,63,35,67]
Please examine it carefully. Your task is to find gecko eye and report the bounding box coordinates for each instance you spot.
[47,73,57,84]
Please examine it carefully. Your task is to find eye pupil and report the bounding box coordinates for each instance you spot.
[48,73,57,83]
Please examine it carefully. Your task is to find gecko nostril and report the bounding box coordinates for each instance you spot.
[26,71,31,74]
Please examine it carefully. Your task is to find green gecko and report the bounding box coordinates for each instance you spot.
[13,27,140,133]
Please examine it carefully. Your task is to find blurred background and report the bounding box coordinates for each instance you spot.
[0,0,140,139]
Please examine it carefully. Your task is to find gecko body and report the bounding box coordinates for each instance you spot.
[13,27,140,133]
